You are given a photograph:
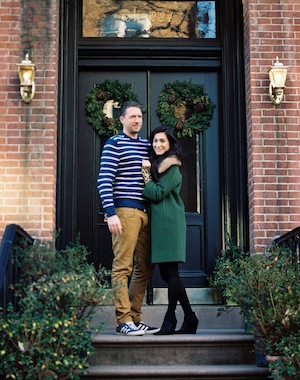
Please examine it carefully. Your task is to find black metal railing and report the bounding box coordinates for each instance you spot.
[0,224,34,318]
[274,225,300,262]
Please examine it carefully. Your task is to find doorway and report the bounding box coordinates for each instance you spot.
[57,0,248,303]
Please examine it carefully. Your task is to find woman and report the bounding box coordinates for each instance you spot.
[142,126,198,335]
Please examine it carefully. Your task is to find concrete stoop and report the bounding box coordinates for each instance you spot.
[82,306,270,380]
[83,365,269,379]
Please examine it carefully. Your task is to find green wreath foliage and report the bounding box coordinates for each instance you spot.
[85,79,139,137]
[156,80,215,138]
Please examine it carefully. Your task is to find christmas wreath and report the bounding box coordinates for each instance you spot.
[85,79,139,137]
[156,80,215,138]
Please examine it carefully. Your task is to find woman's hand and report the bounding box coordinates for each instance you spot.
[142,159,151,167]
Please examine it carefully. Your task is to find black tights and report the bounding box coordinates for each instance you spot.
[158,262,193,317]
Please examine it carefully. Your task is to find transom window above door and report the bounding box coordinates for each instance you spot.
[82,0,216,39]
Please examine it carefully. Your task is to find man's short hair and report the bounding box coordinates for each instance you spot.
[120,100,142,117]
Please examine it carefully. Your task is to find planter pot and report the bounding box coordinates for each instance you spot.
[254,337,268,368]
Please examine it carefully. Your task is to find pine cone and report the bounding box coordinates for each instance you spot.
[194,103,205,113]
[102,116,114,127]
[168,93,177,104]
[194,96,208,113]
[175,119,185,130]
[96,90,107,100]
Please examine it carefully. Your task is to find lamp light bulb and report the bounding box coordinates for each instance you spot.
[23,71,31,85]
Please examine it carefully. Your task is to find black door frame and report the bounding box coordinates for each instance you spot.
[57,0,249,270]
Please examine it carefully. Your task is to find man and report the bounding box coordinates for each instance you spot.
[97,100,159,336]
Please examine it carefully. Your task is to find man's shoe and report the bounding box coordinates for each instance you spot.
[135,321,160,334]
[116,322,145,336]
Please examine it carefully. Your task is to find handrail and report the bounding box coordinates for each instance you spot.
[0,224,34,318]
[274,226,300,262]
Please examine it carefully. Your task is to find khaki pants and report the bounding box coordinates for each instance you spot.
[111,207,154,325]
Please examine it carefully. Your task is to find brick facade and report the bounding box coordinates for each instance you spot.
[0,0,59,240]
[0,1,299,252]
[243,0,300,252]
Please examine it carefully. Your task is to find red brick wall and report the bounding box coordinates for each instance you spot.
[243,0,300,252]
[0,1,299,252]
[0,0,59,240]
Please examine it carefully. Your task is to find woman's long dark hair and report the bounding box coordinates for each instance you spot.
[149,126,182,182]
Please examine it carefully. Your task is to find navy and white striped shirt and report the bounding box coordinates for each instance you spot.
[97,132,150,217]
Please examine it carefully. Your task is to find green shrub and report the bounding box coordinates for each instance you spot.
[209,235,250,307]
[0,238,113,379]
[210,241,300,379]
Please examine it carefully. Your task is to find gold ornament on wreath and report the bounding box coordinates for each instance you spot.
[156,80,215,138]
[85,79,140,137]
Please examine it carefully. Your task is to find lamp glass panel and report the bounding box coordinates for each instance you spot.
[280,70,287,85]
[270,69,287,88]
[19,67,35,85]
[23,71,32,85]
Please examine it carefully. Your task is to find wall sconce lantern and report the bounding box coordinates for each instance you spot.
[17,54,36,103]
[269,57,288,105]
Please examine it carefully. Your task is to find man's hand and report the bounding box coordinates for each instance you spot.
[107,214,123,236]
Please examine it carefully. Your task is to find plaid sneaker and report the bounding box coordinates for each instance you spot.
[135,321,161,334]
[116,322,145,336]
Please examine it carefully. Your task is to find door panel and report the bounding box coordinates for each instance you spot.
[149,71,219,288]
[77,71,147,272]
[77,68,220,289]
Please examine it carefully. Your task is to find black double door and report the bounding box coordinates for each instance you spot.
[76,68,221,290]
[58,0,248,301]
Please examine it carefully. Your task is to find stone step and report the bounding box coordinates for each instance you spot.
[88,330,257,367]
[82,364,270,379]
[89,305,244,331]
[82,305,270,380]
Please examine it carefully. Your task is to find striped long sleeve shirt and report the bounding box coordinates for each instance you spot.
[97,132,150,217]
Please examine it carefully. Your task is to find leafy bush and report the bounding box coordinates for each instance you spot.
[210,241,300,379]
[209,235,250,307]
[0,238,113,379]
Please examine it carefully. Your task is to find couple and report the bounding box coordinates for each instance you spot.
[97,101,198,336]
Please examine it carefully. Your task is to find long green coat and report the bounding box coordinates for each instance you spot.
[142,156,186,264]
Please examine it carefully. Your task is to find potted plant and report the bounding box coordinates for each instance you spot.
[0,237,113,379]
[210,241,300,379]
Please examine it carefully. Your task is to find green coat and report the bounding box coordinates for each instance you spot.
[142,156,186,264]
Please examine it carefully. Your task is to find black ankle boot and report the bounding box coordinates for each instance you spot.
[175,311,198,334]
[154,314,177,335]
